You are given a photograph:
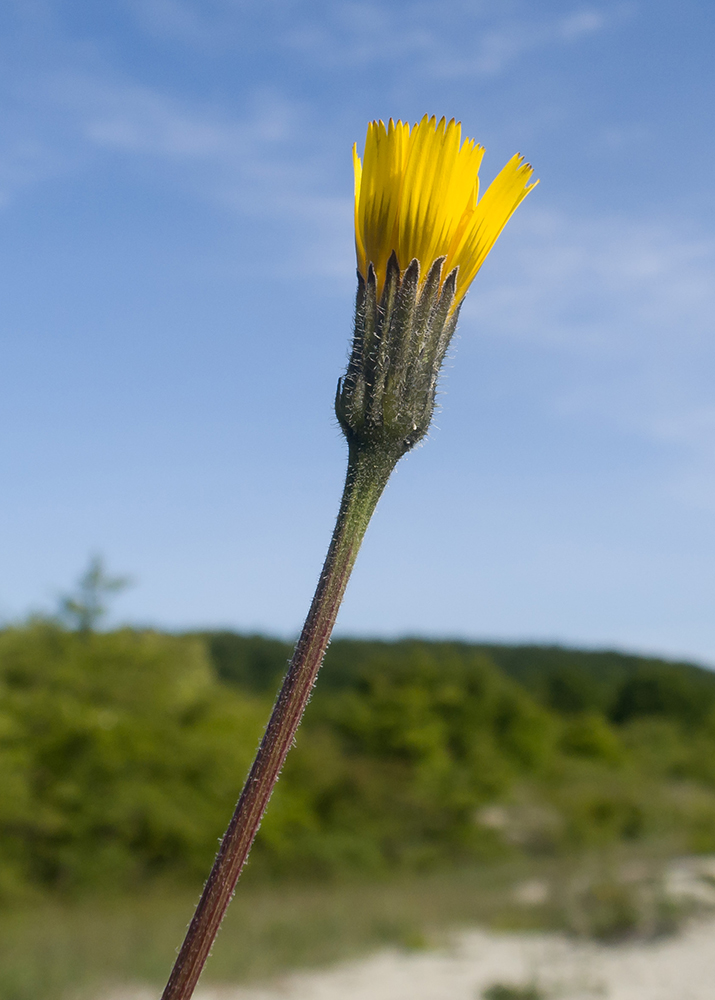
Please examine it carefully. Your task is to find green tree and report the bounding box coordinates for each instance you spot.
[58,556,131,633]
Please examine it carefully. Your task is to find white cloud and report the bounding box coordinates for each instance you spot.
[464,205,715,506]
[49,74,295,159]
[126,0,270,48]
[0,136,56,206]
[275,2,624,77]
[0,32,355,270]
[0,0,634,210]
[428,5,621,78]
[47,70,356,275]
[0,88,89,206]
[559,8,606,39]
[469,208,715,352]
[128,0,221,46]
[281,5,433,68]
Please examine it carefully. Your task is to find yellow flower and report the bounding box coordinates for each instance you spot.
[353,115,537,304]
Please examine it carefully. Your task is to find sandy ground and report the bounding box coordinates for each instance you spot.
[117,916,715,1000]
[111,859,715,1000]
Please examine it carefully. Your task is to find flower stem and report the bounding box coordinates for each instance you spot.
[160,443,398,1000]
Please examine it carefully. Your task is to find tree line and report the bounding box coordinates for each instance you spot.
[1,622,715,898]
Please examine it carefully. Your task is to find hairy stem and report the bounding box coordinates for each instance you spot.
[161,443,397,1000]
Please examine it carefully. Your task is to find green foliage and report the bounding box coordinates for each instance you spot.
[475,643,715,725]
[195,630,291,693]
[0,623,267,895]
[58,555,131,634]
[482,985,545,1000]
[558,713,623,764]
[2,626,715,897]
[610,666,715,726]
[257,648,556,875]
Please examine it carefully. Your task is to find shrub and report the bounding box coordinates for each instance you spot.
[0,624,267,894]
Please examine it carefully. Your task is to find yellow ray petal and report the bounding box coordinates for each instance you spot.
[353,118,537,304]
[447,154,538,300]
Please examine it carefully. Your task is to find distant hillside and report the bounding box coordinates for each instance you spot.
[3,623,715,898]
[197,631,715,727]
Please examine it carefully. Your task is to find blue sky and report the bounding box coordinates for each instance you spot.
[2,0,715,663]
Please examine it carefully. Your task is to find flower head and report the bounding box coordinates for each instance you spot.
[353,116,537,303]
[337,116,537,462]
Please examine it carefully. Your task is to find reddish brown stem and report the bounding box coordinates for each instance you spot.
[160,444,397,1000]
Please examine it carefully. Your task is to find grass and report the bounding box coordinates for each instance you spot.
[482,986,546,1000]
[0,862,542,1000]
[0,849,706,1000]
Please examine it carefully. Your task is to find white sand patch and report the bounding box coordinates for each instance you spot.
[112,916,715,1000]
